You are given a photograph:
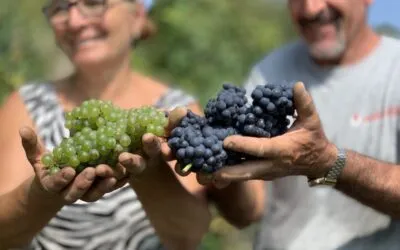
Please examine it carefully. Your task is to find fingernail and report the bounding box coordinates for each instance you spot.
[85,171,95,181]
[121,158,133,166]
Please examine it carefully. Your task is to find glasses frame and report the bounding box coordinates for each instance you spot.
[42,0,135,23]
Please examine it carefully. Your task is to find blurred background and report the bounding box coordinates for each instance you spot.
[0,0,399,249]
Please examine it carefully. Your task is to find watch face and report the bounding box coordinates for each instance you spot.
[308,178,336,188]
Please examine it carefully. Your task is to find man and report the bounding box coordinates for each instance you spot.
[196,0,400,249]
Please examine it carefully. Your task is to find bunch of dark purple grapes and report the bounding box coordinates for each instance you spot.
[168,111,242,173]
[168,83,295,174]
[237,83,294,137]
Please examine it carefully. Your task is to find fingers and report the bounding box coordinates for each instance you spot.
[41,166,76,193]
[196,172,213,185]
[214,160,275,182]
[165,107,188,137]
[95,164,126,180]
[160,141,175,162]
[80,177,117,202]
[19,126,44,165]
[142,133,161,158]
[293,82,317,121]
[61,168,96,204]
[224,135,280,158]
[119,152,146,175]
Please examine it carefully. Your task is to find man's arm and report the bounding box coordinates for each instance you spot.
[335,150,400,218]
[209,82,400,219]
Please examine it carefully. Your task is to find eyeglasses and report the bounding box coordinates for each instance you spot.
[42,0,134,24]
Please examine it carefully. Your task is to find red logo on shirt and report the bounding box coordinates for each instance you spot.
[350,106,400,126]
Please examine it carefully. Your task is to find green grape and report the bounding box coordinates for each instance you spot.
[146,124,156,134]
[106,137,117,149]
[72,107,81,118]
[99,145,109,156]
[65,120,73,129]
[68,156,80,168]
[64,146,76,157]
[97,133,108,146]
[41,153,54,167]
[101,103,112,117]
[114,144,124,154]
[82,100,90,108]
[109,111,118,122]
[98,127,106,134]
[77,135,86,145]
[78,151,90,163]
[88,106,100,118]
[105,126,115,137]
[119,134,131,147]
[53,147,63,161]
[65,111,74,120]
[71,119,81,130]
[96,117,106,127]
[154,126,165,137]
[89,149,100,161]
[81,107,89,118]
[74,131,82,139]
[82,119,91,128]
[81,140,92,151]
[49,167,60,175]
[65,137,74,145]
[117,122,127,132]
[88,131,97,141]
[115,127,123,139]
[82,127,92,136]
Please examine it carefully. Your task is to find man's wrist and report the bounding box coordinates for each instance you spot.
[307,142,338,179]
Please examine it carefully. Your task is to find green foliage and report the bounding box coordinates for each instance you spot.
[0,0,51,103]
[133,0,296,106]
[0,0,295,248]
[375,24,400,38]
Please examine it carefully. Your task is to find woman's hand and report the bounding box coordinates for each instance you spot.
[20,126,129,205]
[118,107,192,182]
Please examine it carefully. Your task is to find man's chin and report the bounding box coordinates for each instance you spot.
[308,42,346,62]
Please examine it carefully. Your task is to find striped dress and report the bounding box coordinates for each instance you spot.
[18,82,196,250]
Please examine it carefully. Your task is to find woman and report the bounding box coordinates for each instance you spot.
[0,0,211,249]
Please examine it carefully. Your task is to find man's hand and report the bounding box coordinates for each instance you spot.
[208,82,337,187]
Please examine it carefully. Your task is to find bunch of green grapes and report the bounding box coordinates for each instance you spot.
[41,100,168,173]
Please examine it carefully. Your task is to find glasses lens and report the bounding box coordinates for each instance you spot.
[45,0,69,22]
[79,0,106,17]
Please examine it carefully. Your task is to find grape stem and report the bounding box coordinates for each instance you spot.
[182,164,192,173]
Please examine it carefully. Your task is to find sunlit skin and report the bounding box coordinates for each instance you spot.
[50,0,145,71]
[288,0,378,65]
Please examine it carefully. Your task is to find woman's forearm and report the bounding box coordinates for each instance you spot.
[130,165,212,250]
[0,176,64,249]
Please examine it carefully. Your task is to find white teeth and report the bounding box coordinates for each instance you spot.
[76,37,102,47]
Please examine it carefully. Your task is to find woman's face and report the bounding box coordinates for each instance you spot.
[45,0,145,68]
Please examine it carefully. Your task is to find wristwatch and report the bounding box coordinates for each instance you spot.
[308,147,347,187]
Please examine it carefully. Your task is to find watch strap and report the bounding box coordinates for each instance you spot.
[308,147,347,187]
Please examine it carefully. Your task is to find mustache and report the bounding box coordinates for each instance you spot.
[298,8,341,27]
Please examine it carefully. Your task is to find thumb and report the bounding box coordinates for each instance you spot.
[19,126,44,166]
[165,107,188,136]
[293,82,317,121]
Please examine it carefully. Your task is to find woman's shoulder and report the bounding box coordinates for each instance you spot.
[0,83,40,138]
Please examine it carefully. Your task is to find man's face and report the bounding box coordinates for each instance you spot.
[288,0,372,61]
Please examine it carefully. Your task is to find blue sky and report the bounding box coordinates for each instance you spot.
[368,0,400,29]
